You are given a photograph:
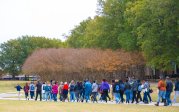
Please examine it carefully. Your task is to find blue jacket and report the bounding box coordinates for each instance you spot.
[85,81,92,92]
[15,85,22,91]
[100,81,110,91]
[166,80,173,92]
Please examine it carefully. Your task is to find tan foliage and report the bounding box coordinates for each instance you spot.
[22,48,145,81]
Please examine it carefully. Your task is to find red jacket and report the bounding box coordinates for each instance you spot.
[158,80,166,91]
[63,84,69,90]
[24,85,29,93]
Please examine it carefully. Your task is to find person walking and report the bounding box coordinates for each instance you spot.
[165,76,173,106]
[111,80,115,102]
[124,80,131,104]
[91,80,98,103]
[119,80,125,103]
[52,81,58,102]
[45,82,52,101]
[75,81,83,102]
[41,82,46,100]
[84,79,92,103]
[155,76,167,106]
[143,80,151,104]
[29,81,35,99]
[23,82,29,100]
[35,81,42,101]
[69,80,76,102]
[136,80,143,103]
[100,79,110,103]
[173,79,179,103]
[59,81,64,101]
[62,82,69,102]
[131,80,138,103]
[113,79,121,104]
[15,84,22,100]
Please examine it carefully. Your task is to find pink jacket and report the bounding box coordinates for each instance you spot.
[52,84,58,94]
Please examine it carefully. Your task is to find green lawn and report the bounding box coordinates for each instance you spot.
[0,100,179,112]
[0,81,27,93]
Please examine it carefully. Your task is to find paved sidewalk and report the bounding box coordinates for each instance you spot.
[0,92,179,106]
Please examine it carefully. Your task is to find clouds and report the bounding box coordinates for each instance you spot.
[0,0,97,43]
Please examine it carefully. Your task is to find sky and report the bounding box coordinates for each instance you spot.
[0,0,98,44]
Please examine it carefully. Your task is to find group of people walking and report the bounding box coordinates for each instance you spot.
[15,76,179,106]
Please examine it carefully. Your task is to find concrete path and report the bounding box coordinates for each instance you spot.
[0,92,179,106]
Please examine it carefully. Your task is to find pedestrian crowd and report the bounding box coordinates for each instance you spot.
[15,76,179,106]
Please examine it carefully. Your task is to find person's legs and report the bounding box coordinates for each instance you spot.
[94,92,98,102]
[70,91,75,102]
[106,91,111,101]
[130,90,133,102]
[17,91,21,100]
[173,91,179,103]
[166,91,171,105]
[85,91,90,102]
[120,90,124,103]
[136,91,140,103]
[161,91,167,106]
[125,90,130,103]
[132,91,137,103]
[30,91,34,99]
[35,91,38,101]
[143,91,148,103]
[43,93,46,100]
[155,90,163,106]
[53,94,57,102]
[39,91,42,101]
[147,92,152,102]
[103,90,108,102]
[70,92,73,102]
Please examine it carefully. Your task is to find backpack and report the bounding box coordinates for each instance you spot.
[115,84,120,92]
[120,84,125,91]
[138,85,142,91]
[46,86,51,91]
[30,85,35,91]
[70,84,75,91]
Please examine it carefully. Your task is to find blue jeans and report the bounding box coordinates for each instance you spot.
[166,91,172,105]
[30,91,34,99]
[53,94,57,102]
[85,91,90,102]
[45,92,51,101]
[157,90,166,103]
[130,90,133,101]
[70,91,75,102]
[143,91,149,103]
[125,90,130,103]
[114,93,120,103]
[42,93,45,100]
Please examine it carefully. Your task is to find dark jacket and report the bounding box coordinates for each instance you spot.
[166,80,173,92]
[124,82,131,90]
[113,82,120,93]
[174,81,179,91]
[131,81,138,91]
[36,82,42,92]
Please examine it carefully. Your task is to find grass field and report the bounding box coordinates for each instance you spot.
[0,100,179,112]
[0,81,27,93]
